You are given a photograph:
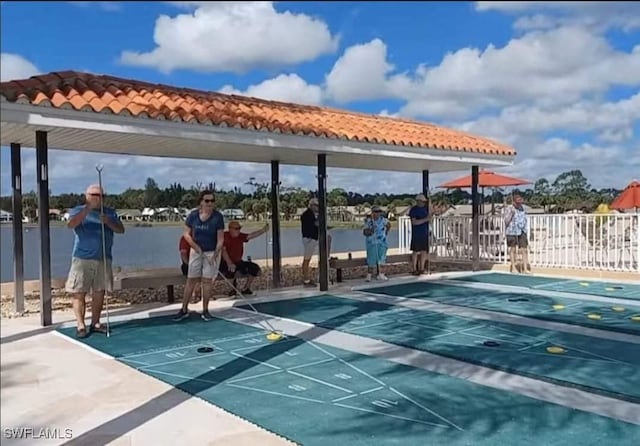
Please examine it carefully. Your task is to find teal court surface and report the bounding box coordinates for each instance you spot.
[239,295,640,402]
[447,272,640,300]
[359,277,640,336]
[57,310,640,446]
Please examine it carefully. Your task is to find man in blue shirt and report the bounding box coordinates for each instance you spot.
[408,194,431,275]
[174,190,225,322]
[65,184,124,338]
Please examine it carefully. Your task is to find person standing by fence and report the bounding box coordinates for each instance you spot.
[504,194,531,273]
[408,194,431,275]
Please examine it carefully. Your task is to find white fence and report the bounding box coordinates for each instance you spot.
[398,213,640,273]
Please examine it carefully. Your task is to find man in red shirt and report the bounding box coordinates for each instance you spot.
[179,235,201,300]
[221,220,269,295]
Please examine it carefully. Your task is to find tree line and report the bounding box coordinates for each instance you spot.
[0,170,624,220]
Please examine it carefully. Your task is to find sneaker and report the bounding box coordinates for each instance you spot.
[303,280,316,287]
[242,288,253,295]
[365,273,372,282]
[228,289,237,297]
[201,311,213,321]
[377,273,388,281]
[173,309,189,322]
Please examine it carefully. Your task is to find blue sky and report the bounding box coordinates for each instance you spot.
[1,1,639,196]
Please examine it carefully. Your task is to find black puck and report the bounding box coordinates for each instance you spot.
[197,347,214,353]
[483,341,500,347]
[508,298,529,302]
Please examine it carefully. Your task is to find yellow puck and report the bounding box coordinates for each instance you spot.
[546,346,566,354]
[552,304,565,310]
[630,316,640,322]
[611,306,625,312]
[579,282,589,287]
[587,313,602,320]
[605,287,615,291]
[266,331,283,342]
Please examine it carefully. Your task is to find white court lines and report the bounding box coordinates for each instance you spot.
[342,291,640,344]
[217,308,640,425]
[430,279,640,307]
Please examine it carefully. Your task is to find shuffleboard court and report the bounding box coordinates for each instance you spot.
[57,314,640,446]
[450,272,640,300]
[361,281,640,336]
[239,295,640,402]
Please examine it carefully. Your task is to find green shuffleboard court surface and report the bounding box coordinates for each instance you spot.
[451,272,640,300]
[361,281,640,336]
[57,314,640,446]
[240,295,640,402]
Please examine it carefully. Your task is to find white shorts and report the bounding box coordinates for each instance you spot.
[188,249,221,279]
[303,238,318,260]
[302,235,332,260]
[65,257,113,294]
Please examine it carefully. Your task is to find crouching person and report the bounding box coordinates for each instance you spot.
[221,221,269,296]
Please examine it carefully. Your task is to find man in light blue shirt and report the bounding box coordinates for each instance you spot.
[504,194,530,273]
[65,184,124,338]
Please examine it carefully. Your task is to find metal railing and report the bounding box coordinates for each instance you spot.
[398,213,640,273]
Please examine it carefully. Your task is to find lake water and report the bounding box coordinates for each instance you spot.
[0,225,400,282]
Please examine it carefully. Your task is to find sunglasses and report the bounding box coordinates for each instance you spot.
[88,193,101,197]
[202,199,215,203]
[230,227,241,230]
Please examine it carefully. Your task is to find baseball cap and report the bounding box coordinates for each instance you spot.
[415,194,427,202]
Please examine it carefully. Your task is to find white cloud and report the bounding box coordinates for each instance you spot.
[398,27,640,119]
[454,93,640,146]
[0,53,39,82]
[119,1,339,74]
[475,1,640,33]
[508,138,640,189]
[68,2,121,12]
[220,73,324,105]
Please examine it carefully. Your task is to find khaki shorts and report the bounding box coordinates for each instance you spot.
[188,249,221,279]
[302,235,332,261]
[302,238,319,260]
[65,257,113,294]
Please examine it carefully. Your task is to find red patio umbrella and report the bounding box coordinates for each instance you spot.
[438,170,531,188]
[610,180,640,211]
[438,170,531,214]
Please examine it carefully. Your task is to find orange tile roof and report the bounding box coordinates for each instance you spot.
[0,71,515,156]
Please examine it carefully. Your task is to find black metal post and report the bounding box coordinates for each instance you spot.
[422,169,430,197]
[270,160,282,288]
[11,143,24,314]
[36,130,52,326]
[423,169,430,262]
[471,165,480,270]
[317,154,329,291]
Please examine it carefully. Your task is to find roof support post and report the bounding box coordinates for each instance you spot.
[471,165,480,271]
[270,160,282,288]
[11,143,25,314]
[317,154,329,291]
[422,169,430,197]
[36,130,52,326]
[423,169,430,269]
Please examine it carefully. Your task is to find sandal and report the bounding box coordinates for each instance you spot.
[76,327,87,339]
[91,324,108,334]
